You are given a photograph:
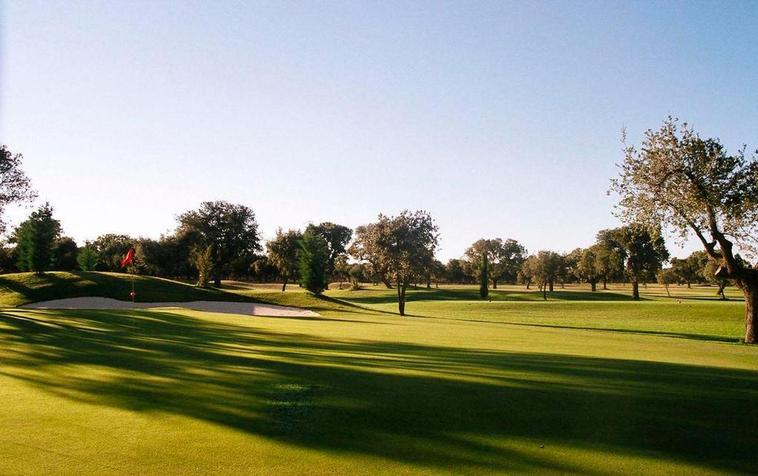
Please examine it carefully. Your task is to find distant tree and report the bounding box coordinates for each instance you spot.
[348,263,367,290]
[593,237,625,289]
[358,210,439,316]
[251,255,278,283]
[532,251,563,299]
[305,222,352,286]
[177,201,260,286]
[428,259,446,288]
[53,236,79,271]
[349,223,393,288]
[613,117,758,342]
[657,268,677,297]
[519,255,540,289]
[77,242,99,271]
[15,203,61,274]
[597,226,668,299]
[445,258,469,284]
[670,257,700,288]
[266,228,303,291]
[299,231,329,295]
[0,243,18,273]
[91,234,133,271]
[333,254,350,289]
[0,146,37,235]
[479,252,489,298]
[465,238,526,288]
[562,248,584,285]
[576,247,600,291]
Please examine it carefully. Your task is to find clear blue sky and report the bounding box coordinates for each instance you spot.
[1,0,756,260]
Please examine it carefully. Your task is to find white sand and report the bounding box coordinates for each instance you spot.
[21,297,320,317]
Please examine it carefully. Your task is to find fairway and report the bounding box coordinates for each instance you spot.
[1,283,756,474]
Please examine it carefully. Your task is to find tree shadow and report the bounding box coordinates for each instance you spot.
[1,309,756,473]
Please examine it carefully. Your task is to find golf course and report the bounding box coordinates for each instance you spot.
[1,272,755,474]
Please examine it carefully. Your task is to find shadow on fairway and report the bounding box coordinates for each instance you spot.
[1,309,756,473]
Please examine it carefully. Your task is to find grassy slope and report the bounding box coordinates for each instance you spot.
[0,271,251,306]
[0,282,756,474]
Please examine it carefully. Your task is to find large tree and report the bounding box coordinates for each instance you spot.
[357,210,439,316]
[266,228,303,291]
[613,118,758,342]
[14,203,61,274]
[576,247,600,291]
[0,146,37,235]
[304,222,352,285]
[464,238,526,288]
[349,223,393,288]
[177,201,260,286]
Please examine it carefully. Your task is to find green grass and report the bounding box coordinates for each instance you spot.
[0,271,251,306]
[0,280,756,474]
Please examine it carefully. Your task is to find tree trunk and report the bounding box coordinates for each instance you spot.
[397,279,408,316]
[632,279,640,300]
[740,278,757,344]
[281,277,288,292]
[492,279,498,289]
[603,278,607,290]
[717,281,726,300]
[664,284,670,297]
[590,280,596,292]
[213,276,221,287]
[687,281,691,289]
[548,280,554,292]
[542,284,547,301]
[382,276,393,289]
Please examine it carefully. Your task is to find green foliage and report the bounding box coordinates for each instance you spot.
[14,203,61,274]
[191,245,214,288]
[479,253,489,298]
[90,234,133,271]
[298,232,329,295]
[0,145,37,235]
[465,238,527,286]
[266,228,303,290]
[53,236,79,271]
[76,242,99,271]
[304,222,352,280]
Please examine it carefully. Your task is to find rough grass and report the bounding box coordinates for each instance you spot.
[0,281,755,474]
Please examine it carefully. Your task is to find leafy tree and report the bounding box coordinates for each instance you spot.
[598,225,669,299]
[250,255,278,283]
[577,247,600,291]
[266,228,303,291]
[305,222,352,285]
[0,242,18,273]
[91,234,133,271]
[15,203,61,274]
[479,252,489,298]
[445,259,469,284]
[77,242,99,271]
[177,201,260,286]
[0,146,36,235]
[670,256,701,288]
[593,240,624,289]
[333,255,350,289]
[357,210,439,316]
[613,117,758,341]
[191,245,213,287]
[465,238,526,288]
[348,263,367,290]
[298,231,329,295]
[53,236,79,271]
[657,268,677,297]
[349,223,393,288]
[532,251,563,299]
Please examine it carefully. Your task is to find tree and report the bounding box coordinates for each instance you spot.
[445,259,469,284]
[333,255,350,289]
[191,245,213,287]
[613,117,758,342]
[576,247,600,291]
[15,203,61,274]
[599,225,669,299]
[479,252,489,298]
[465,238,526,288]
[670,256,700,288]
[657,268,677,297]
[357,210,439,316]
[53,237,79,271]
[77,242,99,271]
[0,146,36,235]
[532,251,563,299]
[349,223,393,288]
[593,240,624,289]
[298,231,329,295]
[266,228,303,291]
[91,234,134,271]
[348,263,367,290]
[177,201,260,286]
[305,222,352,286]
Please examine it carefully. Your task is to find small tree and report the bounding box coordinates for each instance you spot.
[53,237,79,271]
[191,245,213,288]
[479,252,489,298]
[77,242,99,271]
[657,268,677,297]
[299,232,329,295]
[15,203,61,275]
[577,247,600,291]
[267,229,303,291]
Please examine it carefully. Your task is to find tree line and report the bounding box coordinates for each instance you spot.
[1,116,757,340]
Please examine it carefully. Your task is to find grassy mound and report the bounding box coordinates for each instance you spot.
[0,271,252,307]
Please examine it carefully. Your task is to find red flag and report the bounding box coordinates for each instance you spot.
[120,248,136,268]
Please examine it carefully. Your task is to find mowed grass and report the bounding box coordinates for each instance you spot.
[0,279,756,474]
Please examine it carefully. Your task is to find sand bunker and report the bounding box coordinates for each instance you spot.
[21,297,320,317]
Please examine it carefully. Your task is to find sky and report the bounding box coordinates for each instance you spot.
[1,0,756,261]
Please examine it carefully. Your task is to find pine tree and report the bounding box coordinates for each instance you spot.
[479,252,489,298]
[299,232,329,295]
[15,203,61,275]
